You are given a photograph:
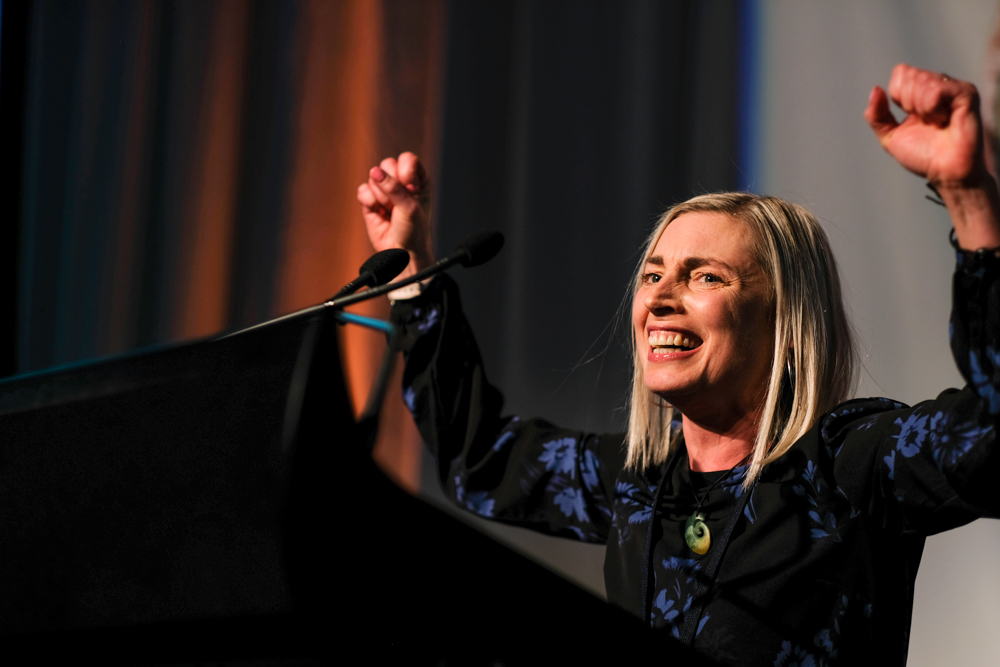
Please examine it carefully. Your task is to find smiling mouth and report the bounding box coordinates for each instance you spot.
[647,331,701,354]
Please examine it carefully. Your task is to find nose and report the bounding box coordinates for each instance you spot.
[644,279,681,314]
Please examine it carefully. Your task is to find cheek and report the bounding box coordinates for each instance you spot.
[631,294,646,337]
[728,299,775,366]
[696,294,764,360]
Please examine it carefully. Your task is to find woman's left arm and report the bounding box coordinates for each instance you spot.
[845,65,1000,531]
[866,64,1000,423]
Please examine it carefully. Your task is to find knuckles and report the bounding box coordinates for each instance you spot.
[887,63,980,117]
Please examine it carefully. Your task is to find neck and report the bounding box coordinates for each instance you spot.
[681,413,757,472]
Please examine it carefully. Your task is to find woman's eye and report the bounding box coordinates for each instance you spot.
[642,272,661,284]
[696,272,722,284]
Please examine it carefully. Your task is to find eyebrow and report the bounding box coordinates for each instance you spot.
[644,255,737,273]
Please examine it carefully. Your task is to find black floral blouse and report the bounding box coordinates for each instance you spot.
[391,249,999,667]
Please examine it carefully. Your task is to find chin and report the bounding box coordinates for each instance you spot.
[642,381,694,403]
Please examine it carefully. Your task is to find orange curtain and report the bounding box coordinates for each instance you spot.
[281,0,444,492]
[23,0,446,492]
[173,0,250,341]
[169,0,445,492]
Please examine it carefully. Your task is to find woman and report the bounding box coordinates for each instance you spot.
[357,65,1000,665]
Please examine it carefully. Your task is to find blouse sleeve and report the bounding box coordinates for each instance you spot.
[831,249,1000,535]
[390,275,625,544]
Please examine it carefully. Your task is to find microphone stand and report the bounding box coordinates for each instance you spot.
[328,312,400,449]
[342,313,401,452]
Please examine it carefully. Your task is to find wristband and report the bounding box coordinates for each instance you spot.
[950,228,1000,257]
[388,278,432,302]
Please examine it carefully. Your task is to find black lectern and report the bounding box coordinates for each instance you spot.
[0,308,700,665]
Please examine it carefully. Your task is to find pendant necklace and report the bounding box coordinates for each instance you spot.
[684,456,749,556]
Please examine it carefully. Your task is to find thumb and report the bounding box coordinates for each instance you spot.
[865,86,898,146]
[397,151,428,193]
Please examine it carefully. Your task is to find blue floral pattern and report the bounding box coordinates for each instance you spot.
[581,449,600,491]
[650,557,710,639]
[720,464,756,523]
[879,404,997,481]
[539,437,578,476]
[892,413,929,458]
[774,641,819,667]
[970,346,1000,414]
[883,449,896,480]
[554,487,589,522]
[414,306,440,333]
[772,592,874,666]
[493,429,517,452]
[464,491,495,517]
[928,410,992,470]
[792,461,858,542]
[615,481,652,525]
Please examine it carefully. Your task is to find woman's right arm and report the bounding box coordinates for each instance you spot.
[357,154,624,544]
[391,275,624,543]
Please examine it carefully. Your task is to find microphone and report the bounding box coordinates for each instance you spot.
[329,248,411,300]
[327,230,504,309]
[405,230,505,282]
[441,230,505,269]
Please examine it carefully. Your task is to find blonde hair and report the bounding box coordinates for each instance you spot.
[625,193,857,487]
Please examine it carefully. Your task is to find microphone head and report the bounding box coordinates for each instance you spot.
[359,248,411,287]
[457,231,505,267]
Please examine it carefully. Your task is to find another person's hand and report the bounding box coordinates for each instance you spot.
[866,64,1000,250]
[357,151,435,280]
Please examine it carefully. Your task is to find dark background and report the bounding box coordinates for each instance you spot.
[437,1,744,437]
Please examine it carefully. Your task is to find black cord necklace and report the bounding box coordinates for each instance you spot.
[684,455,749,555]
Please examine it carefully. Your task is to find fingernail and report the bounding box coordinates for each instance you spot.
[371,166,385,182]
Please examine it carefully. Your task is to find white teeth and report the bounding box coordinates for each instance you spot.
[647,331,698,351]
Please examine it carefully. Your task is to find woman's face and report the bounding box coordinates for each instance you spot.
[632,211,776,421]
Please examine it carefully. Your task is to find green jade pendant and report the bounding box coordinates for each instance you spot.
[685,512,711,555]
